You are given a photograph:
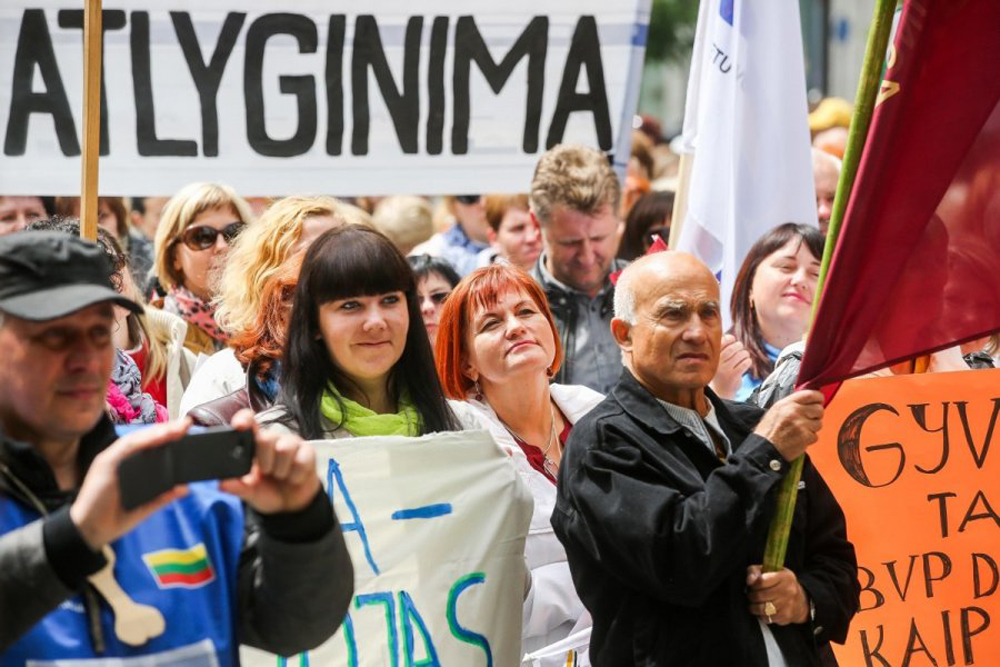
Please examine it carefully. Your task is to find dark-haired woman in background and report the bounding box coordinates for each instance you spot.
[408,254,461,353]
[712,222,824,401]
[616,190,674,261]
[259,226,459,439]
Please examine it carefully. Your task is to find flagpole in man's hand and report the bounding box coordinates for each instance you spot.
[761,0,899,573]
[80,0,102,241]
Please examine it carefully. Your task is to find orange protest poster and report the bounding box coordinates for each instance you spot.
[809,368,999,666]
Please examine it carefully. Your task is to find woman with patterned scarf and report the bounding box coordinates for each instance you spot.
[152,182,254,356]
[257,225,464,440]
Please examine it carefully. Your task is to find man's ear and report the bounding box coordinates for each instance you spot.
[611,317,632,352]
[531,210,552,254]
[529,210,544,238]
[487,227,498,245]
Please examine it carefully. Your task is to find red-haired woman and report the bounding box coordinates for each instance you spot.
[435,263,602,658]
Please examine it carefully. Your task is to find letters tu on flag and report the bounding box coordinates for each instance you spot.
[675,0,817,329]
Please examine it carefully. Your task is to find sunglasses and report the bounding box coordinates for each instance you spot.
[179,222,245,251]
[423,290,451,305]
[454,195,482,205]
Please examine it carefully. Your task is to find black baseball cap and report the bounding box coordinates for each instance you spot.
[0,231,142,321]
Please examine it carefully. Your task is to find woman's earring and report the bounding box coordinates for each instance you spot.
[474,380,483,401]
[546,366,554,378]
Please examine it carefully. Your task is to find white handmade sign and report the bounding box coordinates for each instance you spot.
[242,430,534,667]
[0,1,650,196]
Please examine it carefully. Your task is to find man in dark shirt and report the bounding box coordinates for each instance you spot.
[552,251,859,665]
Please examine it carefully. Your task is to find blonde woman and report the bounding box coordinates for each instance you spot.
[152,182,254,355]
[180,196,348,421]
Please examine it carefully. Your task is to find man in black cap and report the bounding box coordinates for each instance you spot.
[0,231,353,661]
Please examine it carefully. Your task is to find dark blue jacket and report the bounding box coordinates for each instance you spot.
[0,414,353,663]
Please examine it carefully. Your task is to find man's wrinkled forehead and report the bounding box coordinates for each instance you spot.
[634,265,719,310]
[649,292,720,313]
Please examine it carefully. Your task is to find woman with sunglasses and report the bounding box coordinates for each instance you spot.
[407,254,460,354]
[153,182,254,355]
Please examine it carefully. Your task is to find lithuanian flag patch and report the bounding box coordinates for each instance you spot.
[143,543,216,589]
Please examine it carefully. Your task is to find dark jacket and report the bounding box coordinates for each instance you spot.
[529,256,627,392]
[552,370,859,666]
[0,414,354,656]
[189,359,275,427]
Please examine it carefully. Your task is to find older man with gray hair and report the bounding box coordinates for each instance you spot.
[552,251,859,665]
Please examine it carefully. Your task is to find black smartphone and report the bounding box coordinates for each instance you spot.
[117,426,255,511]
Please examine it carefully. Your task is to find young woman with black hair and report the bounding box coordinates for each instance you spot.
[260,225,460,438]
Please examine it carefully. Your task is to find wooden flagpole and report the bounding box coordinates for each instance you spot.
[761,0,899,572]
[79,0,102,241]
[667,151,694,249]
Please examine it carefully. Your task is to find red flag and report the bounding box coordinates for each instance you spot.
[798,0,1000,395]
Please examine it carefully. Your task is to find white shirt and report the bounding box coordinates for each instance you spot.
[453,383,603,662]
[657,398,732,457]
[178,348,246,416]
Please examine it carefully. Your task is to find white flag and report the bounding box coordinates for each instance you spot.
[676,0,817,329]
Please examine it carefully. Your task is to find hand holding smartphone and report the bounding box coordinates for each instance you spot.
[117,426,255,511]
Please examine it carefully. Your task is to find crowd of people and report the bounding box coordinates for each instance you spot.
[1,115,997,665]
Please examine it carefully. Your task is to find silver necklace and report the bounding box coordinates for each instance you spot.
[501,402,561,476]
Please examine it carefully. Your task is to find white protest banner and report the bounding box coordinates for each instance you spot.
[0,1,650,196]
[242,430,533,667]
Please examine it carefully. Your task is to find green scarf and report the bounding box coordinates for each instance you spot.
[320,386,421,437]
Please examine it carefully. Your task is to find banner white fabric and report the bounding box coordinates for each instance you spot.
[0,1,650,196]
[676,0,817,329]
[241,430,533,667]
